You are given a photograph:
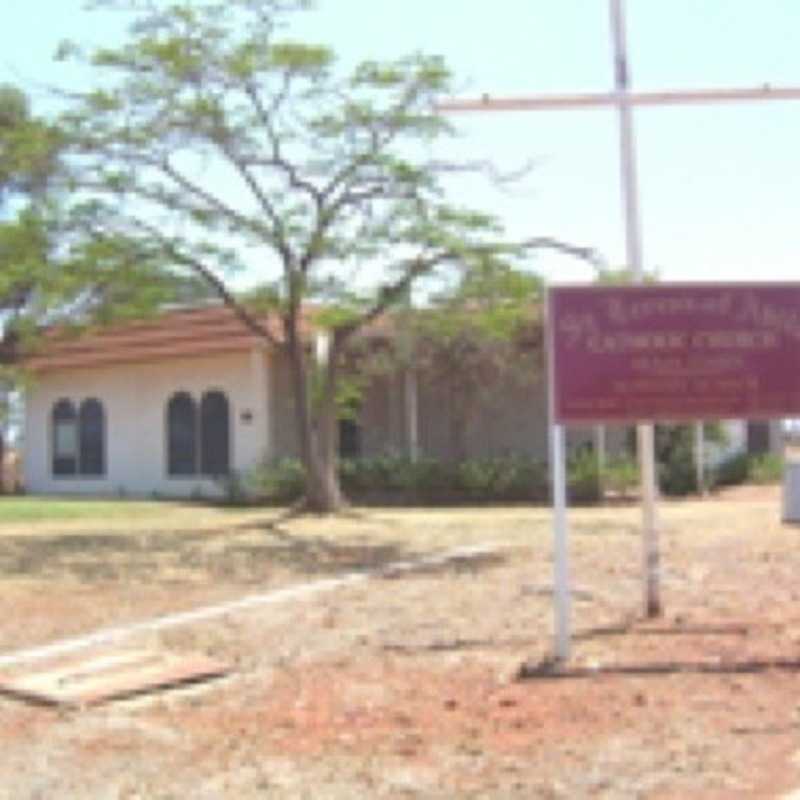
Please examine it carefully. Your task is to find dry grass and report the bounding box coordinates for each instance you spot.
[2,487,800,798]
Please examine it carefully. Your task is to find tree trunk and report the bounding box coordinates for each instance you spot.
[286,325,346,513]
[305,352,346,512]
[304,445,345,512]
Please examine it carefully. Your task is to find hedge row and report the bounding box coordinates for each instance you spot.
[225,452,613,505]
[220,449,783,506]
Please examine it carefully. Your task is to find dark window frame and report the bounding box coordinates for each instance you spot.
[200,390,231,477]
[52,398,79,477]
[338,417,362,459]
[166,391,198,477]
[166,389,232,479]
[51,397,107,479]
[79,398,106,477]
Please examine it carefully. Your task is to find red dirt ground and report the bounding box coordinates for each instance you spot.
[2,491,800,797]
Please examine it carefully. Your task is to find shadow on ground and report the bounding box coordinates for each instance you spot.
[574,619,754,641]
[517,656,800,681]
[0,522,508,584]
[513,617,800,681]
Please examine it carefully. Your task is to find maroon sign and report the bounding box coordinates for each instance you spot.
[548,283,800,423]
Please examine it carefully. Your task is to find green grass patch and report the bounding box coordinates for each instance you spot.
[0,497,177,524]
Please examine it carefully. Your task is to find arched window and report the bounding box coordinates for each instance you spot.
[53,399,78,476]
[167,392,197,476]
[79,399,105,476]
[200,390,230,476]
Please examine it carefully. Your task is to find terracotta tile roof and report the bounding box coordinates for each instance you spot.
[24,304,289,372]
[21,302,471,373]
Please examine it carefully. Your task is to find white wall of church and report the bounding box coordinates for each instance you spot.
[24,349,272,497]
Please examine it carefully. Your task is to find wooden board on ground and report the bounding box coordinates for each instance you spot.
[0,648,229,707]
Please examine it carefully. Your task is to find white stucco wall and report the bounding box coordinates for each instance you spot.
[24,349,272,497]
[710,420,748,466]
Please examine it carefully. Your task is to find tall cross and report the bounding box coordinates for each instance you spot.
[437,0,800,661]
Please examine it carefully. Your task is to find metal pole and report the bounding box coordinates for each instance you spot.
[609,0,661,617]
[694,421,706,494]
[404,368,419,462]
[595,424,606,500]
[550,422,571,662]
[546,288,572,663]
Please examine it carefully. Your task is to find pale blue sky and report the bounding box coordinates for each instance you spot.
[2,1,799,284]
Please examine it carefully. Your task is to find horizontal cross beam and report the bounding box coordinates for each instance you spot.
[436,85,800,114]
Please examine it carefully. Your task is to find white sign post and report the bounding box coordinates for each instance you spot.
[608,0,661,619]
[546,299,572,662]
[549,421,571,662]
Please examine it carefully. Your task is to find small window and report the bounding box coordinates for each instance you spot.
[53,399,78,476]
[79,399,105,476]
[747,421,771,455]
[167,392,197,476]
[200,390,230,476]
[338,417,362,459]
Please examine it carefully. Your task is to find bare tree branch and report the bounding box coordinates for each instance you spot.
[519,236,606,269]
[122,216,282,348]
[426,158,539,187]
[335,251,456,344]
[207,132,295,266]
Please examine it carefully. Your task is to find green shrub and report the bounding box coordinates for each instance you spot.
[339,455,455,496]
[493,457,548,500]
[712,452,749,487]
[416,457,461,494]
[448,456,549,502]
[457,459,499,498]
[644,422,731,496]
[238,452,675,506]
[216,470,249,505]
[710,451,783,489]
[241,454,553,505]
[714,452,750,487]
[603,457,639,497]
[655,424,698,496]
[245,458,306,503]
[230,445,784,507]
[745,453,783,484]
[567,449,601,503]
